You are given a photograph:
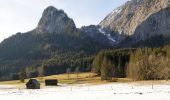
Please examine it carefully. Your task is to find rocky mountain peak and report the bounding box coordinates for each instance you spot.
[36,6,76,34]
[100,0,170,41]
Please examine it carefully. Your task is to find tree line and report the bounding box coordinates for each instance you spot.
[92,46,170,81]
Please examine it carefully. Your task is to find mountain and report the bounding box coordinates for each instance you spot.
[0,6,114,80]
[35,6,76,34]
[1,0,170,80]
[100,0,170,41]
[80,25,118,46]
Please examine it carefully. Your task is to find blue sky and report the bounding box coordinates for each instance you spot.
[0,0,128,42]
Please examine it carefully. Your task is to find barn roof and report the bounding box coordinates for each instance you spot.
[26,79,40,85]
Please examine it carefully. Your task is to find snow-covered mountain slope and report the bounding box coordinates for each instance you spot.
[98,28,117,43]
[80,25,118,46]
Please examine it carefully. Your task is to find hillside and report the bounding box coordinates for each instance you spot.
[1,0,170,81]
[0,6,114,81]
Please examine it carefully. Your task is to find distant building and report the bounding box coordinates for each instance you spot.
[26,79,40,89]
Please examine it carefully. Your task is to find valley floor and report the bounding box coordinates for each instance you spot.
[0,80,170,100]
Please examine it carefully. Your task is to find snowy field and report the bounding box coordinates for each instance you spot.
[0,82,170,100]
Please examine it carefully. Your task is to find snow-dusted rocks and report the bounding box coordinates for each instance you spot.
[98,28,117,43]
[100,0,170,41]
[80,25,118,47]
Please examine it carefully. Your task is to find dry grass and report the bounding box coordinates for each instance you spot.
[131,80,170,86]
[40,72,107,85]
[0,72,133,86]
[0,72,168,89]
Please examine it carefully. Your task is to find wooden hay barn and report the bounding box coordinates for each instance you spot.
[45,79,58,86]
[26,79,40,89]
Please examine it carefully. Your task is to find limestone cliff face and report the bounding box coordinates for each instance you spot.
[134,7,170,40]
[100,0,170,40]
[36,6,76,34]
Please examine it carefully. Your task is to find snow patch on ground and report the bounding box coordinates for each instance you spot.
[98,28,117,43]
[110,7,122,15]
[98,28,106,34]
[105,7,122,22]
[0,82,170,100]
[100,6,123,27]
